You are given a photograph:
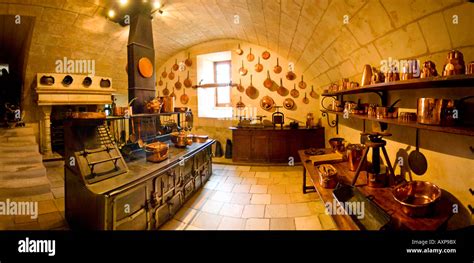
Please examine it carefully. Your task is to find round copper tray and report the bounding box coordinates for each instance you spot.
[138,57,153,78]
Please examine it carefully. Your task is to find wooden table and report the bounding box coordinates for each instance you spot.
[299,149,453,231]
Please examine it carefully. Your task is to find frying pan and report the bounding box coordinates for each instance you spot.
[180,88,189,104]
[277,78,289,97]
[298,75,307,89]
[170,87,176,98]
[158,77,163,86]
[245,75,258,99]
[161,67,167,78]
[175,76,182,90]
[303,92,309,104]
[235,43,243,56]
[283,98,296,110]
[290,84,299,98]
[168,70,175,80]
[184,71,192,88]
[255,57,263,72]
[263,70,273,89]
[138,57,153,78]
[408,129,427,175]
[82,77,92,87]
[310,85,319,99]
[274,58,282,74]
[172,59,179,71]
[239,61,248,76]
[286,70,296,81]
[163,83,170,96]
[260,96,275,111]
[237,79,245,93]
[247,48,255,62]
[262,50,271,60]
[185,53,192,67]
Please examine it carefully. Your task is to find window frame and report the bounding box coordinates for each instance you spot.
[213,60,232,107]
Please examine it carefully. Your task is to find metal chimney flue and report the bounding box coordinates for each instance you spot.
[127,13,156,114]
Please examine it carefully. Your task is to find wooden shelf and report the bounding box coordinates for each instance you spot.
[321,110,474,136]
[321,74,474,96]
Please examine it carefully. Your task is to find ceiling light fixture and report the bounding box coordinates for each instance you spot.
[108,9,116,18]
[119,0,128,6]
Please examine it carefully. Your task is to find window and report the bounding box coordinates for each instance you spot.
[196,51,233,119]
[214,61,231,107]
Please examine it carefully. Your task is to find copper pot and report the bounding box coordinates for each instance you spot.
[361,64,372,86]
[347,144,366,171]
[392,181,442,217]
[170,132,193,147]
[417,98,455,126]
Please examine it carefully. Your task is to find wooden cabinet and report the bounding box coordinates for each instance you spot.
[232,128,325,163]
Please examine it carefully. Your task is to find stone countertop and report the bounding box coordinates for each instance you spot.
[83,139,214,195]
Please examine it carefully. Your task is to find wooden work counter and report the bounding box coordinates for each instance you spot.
[231,126,324,163]
[298,149,454,231]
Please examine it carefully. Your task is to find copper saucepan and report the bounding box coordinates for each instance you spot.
[239,61,248,76]
[298,75,307,89]
[168,69,175,80]
[235,43,244,56]
[392,181,442,217]
[277,78,288,97]
[184,71,192,88]
[264,70,273,89]
[274,58,282,74]
[245,75,258,99]
[185,52,192,67]
[180,88,189,104]
[161,67,167,78]
[262,50,271,60]
[255,57,263,73]
[175,76,182,90]
[290,84,299,98]
[172,59,179,71]
[247,48,255,62]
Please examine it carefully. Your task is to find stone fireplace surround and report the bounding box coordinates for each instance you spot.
[35,73,115,158]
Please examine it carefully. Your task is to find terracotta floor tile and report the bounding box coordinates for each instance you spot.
[255,172,271,178]
[236,166,251,172]
[201,199,224,214]
[210,191,233,202]
[242,205,265,218]
[245,218,270,230]
[225,177,243,184]
[250,185,268,194]
[264,204,288,218]
[268,185,286,194]
[232,184,251,193]
[217,217,245,230]
[219,203,244,218]
[271,194,292,204]
[230,193,252,205]
[215,182,235,192]
[191,212,222,230]
[239,171,256,178]
[249,166,269,172]
[241,178,258,185]
[174,208,199,224]
[287,203,312,217]
[270,218,296,230]
[256,178,273,185]
[285,184,301,194]
[251,194,271,205]
[295,215,322,230]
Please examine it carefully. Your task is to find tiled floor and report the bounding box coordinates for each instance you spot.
[1,162,337,231]
[160,164,337,230]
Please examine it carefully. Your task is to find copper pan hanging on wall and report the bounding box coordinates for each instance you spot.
[274,58,282,74]
[263,70,273,89]
[235,43,244,56]
[247,48,255,62]
[172,59,179,71]
[245,75,259,99]
[180,88,189,104]
[298,75,307,89]
[255,57,263,73]
[158,77,163,86]
[262,50,271,60]
[277,78,289,97]
[237,79,245,93]
[161,67,167,78]
[175,76,182,90]
[239,61,248,76]
[185,52,192,67]
[168,69,175,80]
[163,82,170,96]
[290,84,299,98]
[184,71,192,88]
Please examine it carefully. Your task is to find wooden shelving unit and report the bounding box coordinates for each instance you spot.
[321,109,474,136]
[321,74,474,96]
[320,74,474,136]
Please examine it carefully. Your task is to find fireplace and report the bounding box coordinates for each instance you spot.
[35,73,116,159]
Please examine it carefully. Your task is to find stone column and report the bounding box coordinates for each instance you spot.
[40,105,52,156]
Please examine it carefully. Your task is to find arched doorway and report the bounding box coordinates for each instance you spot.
[0,15,35,125]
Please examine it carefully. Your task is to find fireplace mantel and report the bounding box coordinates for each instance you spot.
[35,73,116,158]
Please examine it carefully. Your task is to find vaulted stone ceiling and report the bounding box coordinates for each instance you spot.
[1,0,473,93]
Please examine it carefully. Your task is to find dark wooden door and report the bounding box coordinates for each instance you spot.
[269,131,289,163]
[251,131,269,162]
[233,131,252,162]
